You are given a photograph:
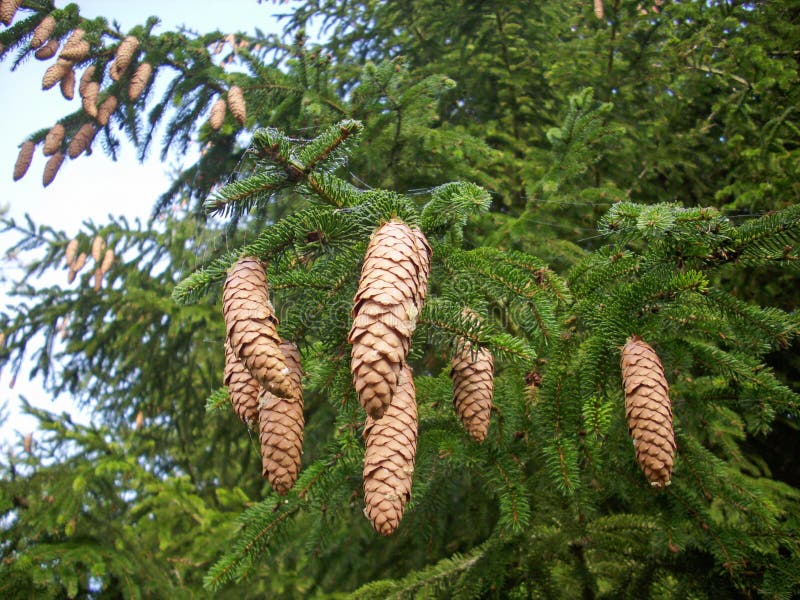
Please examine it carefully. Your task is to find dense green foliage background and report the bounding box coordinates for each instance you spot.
[1,1,799,597]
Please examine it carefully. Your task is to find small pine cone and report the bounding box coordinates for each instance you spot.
[65,238,78,267]
[42,59,71,90]
[42,151,64,187]
[81,81,99,118]
[594,0,605,19]
[60,66,75,100]
[96,95,118,126]
[227,85,246,125]
[43,123,65,156]
[349,220,427,419]
[621,335,676,487]
[222,256,294,399]
[90,235,105,262]
[258,388,304,494]
[363,363,417,536]
[0,0,21,26]
[110,35,139,80]
[92,267,103,291]
[68,251,87,283]
[30,15,57,49]
[13,141,35,181]
[59,29,88,61]
[67,123,96,158]
[224,338,260,427]
[100,248,114,274]
[451,313,494,442]
[209,98,226,130]
[79,65,95,96]
[35,39,59,60]
[128,62,152,100]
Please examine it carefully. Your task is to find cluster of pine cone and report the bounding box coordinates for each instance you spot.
[64,235,114,290]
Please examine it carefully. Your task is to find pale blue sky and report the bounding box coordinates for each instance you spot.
[0,1,298,448]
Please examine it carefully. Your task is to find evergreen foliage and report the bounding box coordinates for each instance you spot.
[1,1,799,597]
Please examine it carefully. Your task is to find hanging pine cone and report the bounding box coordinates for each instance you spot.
[42,151,64,187]
[594,0,605,19]
[35,39,59,60]
[223,338,260,427]
[68,251,87,283]
[222,256,294,399]
[620,335,676,487]
[13,141,35,181]
[42,59,71,90]
[81,81,99,118]
[227,85,246,125]
[67,123,96,158]
[30,15,56,49]
[100,248,114,274]
[65,238,78,267]
[92,268,103,291]
[60,66,75,100]
[128,62,152,101]
[110,35,139,81]
[209,98,226,130]
[90,235,105,262]
[97,95,118,126]
[79,65,95,96]
[258,387,304,495]
[363,363,417,536]
[0,0,20,26]
[450,310,494,442]
[59,29,89,62]
[43,123,65,156]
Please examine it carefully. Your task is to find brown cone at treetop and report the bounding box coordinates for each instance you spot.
[363,363,418,536]
[42,151,64,187]
[68,251,87,283]
[100,248,114,274]
[43,124,65,156]
[450,310,494,442]
[35,39,59,60]
[13,141,35,181]
[67,123,96,159]
[227,85,246,125]
[110,36,139,81]
[0,0,20,26]
[349,220,429,419]
[90,235,105,262]
[222,256,294,399]
[97,96,118,126]
[42,59,71,90]
[59,29,88,62]
[620,335,676,488]
[65,238,79,267]
[209,98,226,130]
[30,15,57,49]
[60,66,75,100]
[224,338,260,427]
[128,62,152,100]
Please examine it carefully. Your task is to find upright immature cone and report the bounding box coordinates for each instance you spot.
[43,124,65,156]
[620,335,676,487]
[13,141,35,181]
[227,85,246,125]
[363,363,418,536]
[222,256,293,399]
[258,340,304,494]
[0,0,20,26]
[128,62,152,100]
[223,338,260,427]
[450,310,494,442]
[349,220,429,419]
[209,98,226,130]
[30,15,57,49]
[42,151,64,187]
[35,39,59,60]
[67,123,96,158]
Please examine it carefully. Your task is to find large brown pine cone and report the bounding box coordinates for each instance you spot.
[13,141,35,181]
[223,338,260,427]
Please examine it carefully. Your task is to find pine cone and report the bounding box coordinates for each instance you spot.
[349,220,428,419]
[90,235,105,262]
[67,123,96,158]
[227,85,246,125]
[594,0,605,19]
[128,62,152,100]
[35,39,59,60]
[209,98,226,130]
[13,141,35,181]
[224,337,260,427]
[30,15,57,49]
[42,59,71,90]
[451,311,494,442]
[97,95,118,126]
[110,36,139,80]
[100,248,114,274]
[279,340,303,401]
[65,238,79,267]
[42,151,64,187]
[620,335,676,487]
[222,256,294,399]
[92,268,103,291]
[59,29,89,62]
[0,0,20,26]
[363,363,417,536]
[81,81,99,118]
[59,66,75,100]
[258,387,304,494]
[68,251,87,283]
[43,123,65,156]
[79,65,95,96]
